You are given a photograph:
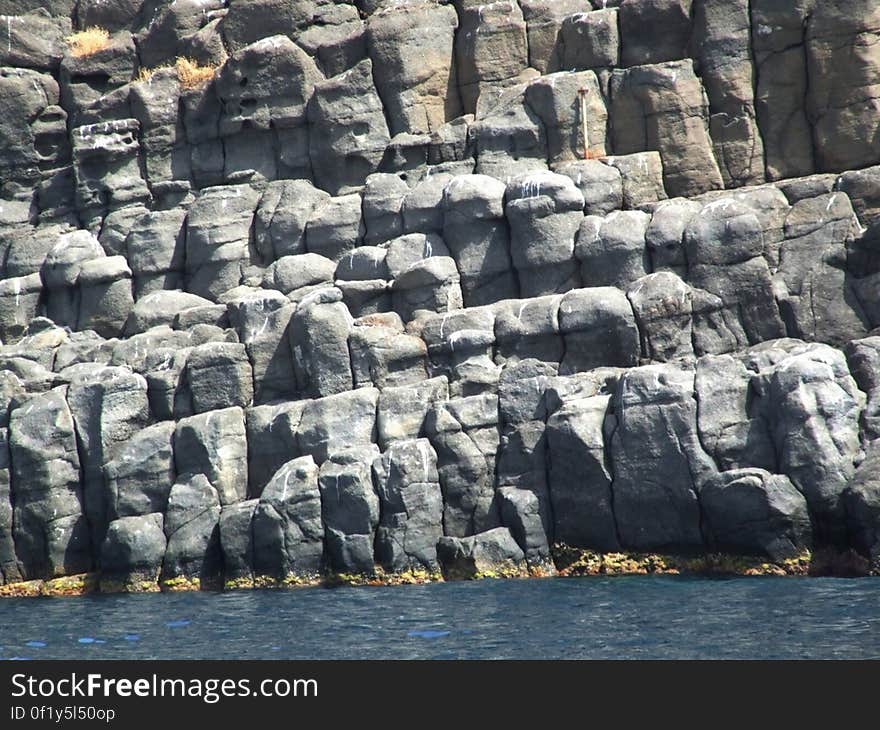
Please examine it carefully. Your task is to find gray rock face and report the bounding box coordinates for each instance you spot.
[66,366,150,547]
[559,8,619,72]
[185,185,260,302]
[498,486,552,568]
[1,0,880,588]
[578,211,650,289]
[611,60,723,197]
[298,388,378,463]
[101,513,166,584]
[701,468,812,560]
[456,0,529,114]
[319,445,379,574]
[162,473,222,581]
[374,438,443,572]
[427,392,500,539]
[366,1,460,135]
[290,291,353,398]
[218,498,258,581]
[175,407,249,506]
[186,342,254,413]
[307,59,390,195]
[9,388,89,579]
[437,527,525,579]
[506,172,584,297]
[104,421,175,521]
[252,456,324,579]
[442,174,517,305]
[546,395,618,551]
[611,364,714,551]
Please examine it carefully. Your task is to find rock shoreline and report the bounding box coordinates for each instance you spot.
[3,545,873,600]
[2,1,880,593]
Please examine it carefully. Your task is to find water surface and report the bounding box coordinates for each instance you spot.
[1,576,878,659]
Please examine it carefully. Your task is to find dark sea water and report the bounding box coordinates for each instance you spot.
[1,576,879,660]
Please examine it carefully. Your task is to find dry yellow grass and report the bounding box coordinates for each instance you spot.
[66,27,111,58]
[136,58,216,89]
[175,57,216,89]
[135,64,172,83]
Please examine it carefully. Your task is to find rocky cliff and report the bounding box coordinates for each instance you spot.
[2,0,880,590]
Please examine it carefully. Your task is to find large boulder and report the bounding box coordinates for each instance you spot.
[437,527,526,580]
[252,456,324,580]
[546,395,619,551]
[101,513,166,586]
[307,59,390,194]
[374,439,443,572]
[66,366,150,547]
[319,445,380,574]
[610,60,724,197]
[162,473,222,581]
[611,364,715,551]
[104,422,176,521]
[701,468,812,560]
[505,172,584,297]
[175,407,249,506]
[9,388,90,579]
[366,1,460,135]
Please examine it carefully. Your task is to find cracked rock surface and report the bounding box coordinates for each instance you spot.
[2,0,880,586]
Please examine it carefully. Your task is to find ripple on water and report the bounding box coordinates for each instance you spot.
[1,576,880,659]
[407,630,451,639]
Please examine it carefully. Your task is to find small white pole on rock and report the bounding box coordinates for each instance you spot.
[579,86,590,160]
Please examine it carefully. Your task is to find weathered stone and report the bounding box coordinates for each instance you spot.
[558,8,619,71]
[290,291,353,398]
[9,388,89,579]
[186,184,261,302]
[162,473,222,581]
[307,59,390,194]
[305,193,365,263]
[685,199,786,347]
[505,172,584,297]
[701,468,812,560]
[298,388,379,463]
[611,364,715,551]
[610,61,723,197]
[366,1,460,135]
[577,211,650,289]
[245,401,305,498]
[252,456,323,579]
[104,421,175,521]
[101,513,165,584]
[218,498,258,581]
[546,394,618,551]
[497,486,552,567]
[319,445,380,574]
[442,174,517,305]
[186,342,254,413]
[777,193,869,346]
[125,290,215,335]
[456,0,529,114]
[437,527,525,579]
[66,366,150,547]
[175,407,249,506]
[255,180,330,261]
[556,160,623,216]
[374,438,443,572]
[349,317,428,389]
